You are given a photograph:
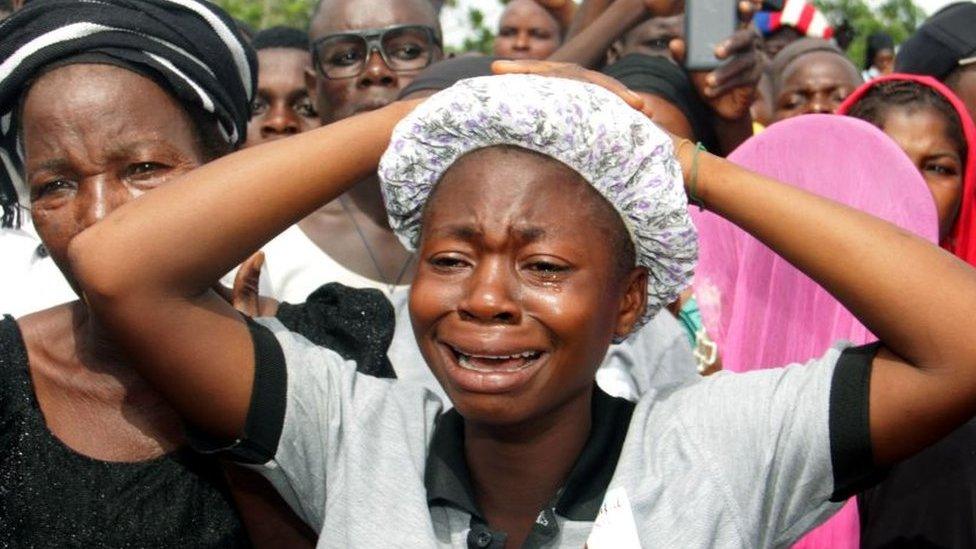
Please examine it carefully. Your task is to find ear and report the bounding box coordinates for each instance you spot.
[613,267,648,339]
[606,39,624,66]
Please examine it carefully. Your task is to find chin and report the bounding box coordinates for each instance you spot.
[449,391,538,426]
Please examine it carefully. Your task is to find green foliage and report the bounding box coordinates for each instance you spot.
[814,0,926,68]
[214,0,317,31]
[457,7,496,54]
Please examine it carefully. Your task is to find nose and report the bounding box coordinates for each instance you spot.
[79,176,130,230]
[358,49,398,88]
[458,257,522,324]
[808,92,834,114]
[260,103,300,139]
[513,30,531,51]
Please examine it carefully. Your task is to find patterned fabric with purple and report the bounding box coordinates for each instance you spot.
[378,74,697,331]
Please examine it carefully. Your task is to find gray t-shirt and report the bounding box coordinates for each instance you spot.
[211,317,876,548]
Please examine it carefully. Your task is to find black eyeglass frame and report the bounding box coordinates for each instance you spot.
[311,24,443,80]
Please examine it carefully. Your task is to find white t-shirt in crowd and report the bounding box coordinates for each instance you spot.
[0,220,76,317]
[259,225,408,302]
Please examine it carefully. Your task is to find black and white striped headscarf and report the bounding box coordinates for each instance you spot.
[0,0,257,228]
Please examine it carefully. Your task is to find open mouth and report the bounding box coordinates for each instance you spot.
[438,342,548,394]
[449,345,544,373]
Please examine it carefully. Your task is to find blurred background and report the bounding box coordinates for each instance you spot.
[213,0,963,68]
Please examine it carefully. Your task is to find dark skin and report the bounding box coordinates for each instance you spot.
[773,51,861,121]
[293,0,442,287]
[413,147,646,545]
[245,48,320,148]
[21,65,204,461]
[493,0,563,61]
[633,91,694,138]
[880,105,965,241]
[67,60,976,545]
[19,63,313,547]
[946,64,976,125]
[751,70,773,126]
[606,14,683,64]
[551,0,763,154]
[305,0,442,125]
[762,26,801,58]
[871,48,894,75]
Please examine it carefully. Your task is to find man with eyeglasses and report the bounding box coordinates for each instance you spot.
[252,0,443,304]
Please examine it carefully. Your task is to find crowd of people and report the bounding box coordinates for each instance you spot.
[1,0,976,547]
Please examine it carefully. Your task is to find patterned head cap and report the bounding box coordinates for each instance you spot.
[378,74,697,332]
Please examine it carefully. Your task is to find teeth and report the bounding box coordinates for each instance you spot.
[454,348,542,373]
[465,351,537,360]
[458,353,537,373]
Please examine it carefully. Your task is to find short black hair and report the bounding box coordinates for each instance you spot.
[252,26,309,51]
[846,80,967,170]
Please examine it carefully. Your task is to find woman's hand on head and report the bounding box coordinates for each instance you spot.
[491,59,653,116]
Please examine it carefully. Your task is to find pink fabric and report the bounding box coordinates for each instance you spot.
[837,73,976,268]
[692,115,939,547]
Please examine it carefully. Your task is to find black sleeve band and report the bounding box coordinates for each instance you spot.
[186,318,287,464]
[829,342,887,501]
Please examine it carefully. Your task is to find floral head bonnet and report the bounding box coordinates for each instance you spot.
[378,74,697,331]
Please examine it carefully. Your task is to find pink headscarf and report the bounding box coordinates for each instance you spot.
[693,114,938,373]
[691,115,938,549]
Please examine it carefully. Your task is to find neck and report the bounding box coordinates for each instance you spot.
[303,174,389,226]
[71,301,137,369]
[344,174,389,227]
[464,388,593,543]
[20,301,149,397]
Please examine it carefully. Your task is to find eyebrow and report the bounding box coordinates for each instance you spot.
[926,151,963,162]
[28,139,181,175]
[432,224,482,241]
[430,223,549,243]
[30,158,72,174]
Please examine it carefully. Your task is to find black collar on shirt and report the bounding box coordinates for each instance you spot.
[424,386,636,522]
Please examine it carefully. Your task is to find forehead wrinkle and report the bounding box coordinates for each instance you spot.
[310,0,438,38]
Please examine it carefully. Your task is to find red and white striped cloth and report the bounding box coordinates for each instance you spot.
[754,0,834,39]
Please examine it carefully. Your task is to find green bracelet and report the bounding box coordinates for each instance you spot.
[688,141,706,211]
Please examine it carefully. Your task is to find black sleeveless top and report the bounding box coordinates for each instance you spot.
[0,316,250,548]
[0,283,396,547]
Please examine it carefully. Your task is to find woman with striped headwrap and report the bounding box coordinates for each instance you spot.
[0,0,319,546]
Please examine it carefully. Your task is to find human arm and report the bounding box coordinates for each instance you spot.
[561,0,614,39]
[224,463,317,548]
[67,100,417,441]
[534,0,578,35]
[675,142,976,465]
[674,1,765,153]
[548,0,680,68]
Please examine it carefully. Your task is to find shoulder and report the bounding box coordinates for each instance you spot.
[254,314,441,423]
[0,316,32,415]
